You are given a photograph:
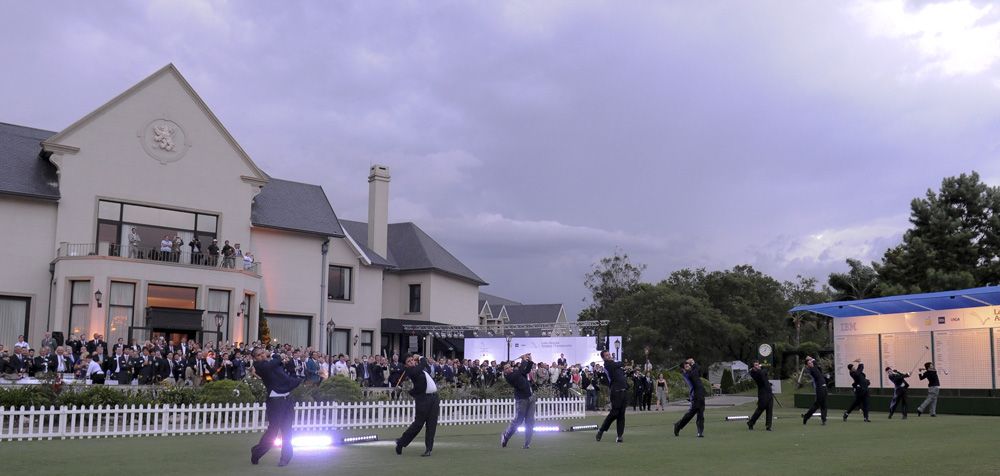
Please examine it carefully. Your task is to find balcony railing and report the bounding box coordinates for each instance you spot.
[57,243,261,275]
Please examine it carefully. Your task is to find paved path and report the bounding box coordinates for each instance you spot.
[585,395,757,416]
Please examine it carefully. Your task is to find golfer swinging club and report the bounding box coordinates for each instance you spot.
[802,356,828,425]
[673,357,706,437]
[501,353,536,449]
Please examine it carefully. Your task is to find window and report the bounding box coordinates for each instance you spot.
[95,200,218,261]
[207,289,230,341]
[147,284,197,309]
[361,330,374,357]
[327,265,352,301]
[68,281,91,336]
[242,295,252,345]
[331,329,350,356]
[0,296,30,347]
[264,314,312,347]
[107,282,135,346]
[408,284,421,313]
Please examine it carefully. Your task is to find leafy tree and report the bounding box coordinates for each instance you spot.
[877,172,1000,294]
[579,250,647,347]
[664,265,789,362]
[828,259,880,301]
[783,275,831,347]
[582,249,646,314]
[604,282,741,364]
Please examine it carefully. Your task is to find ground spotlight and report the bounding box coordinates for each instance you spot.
[273,434,334,449]
[567,424,598,432]
[517,425,560,432]
[725,415,750,421]
[341,434,379,445]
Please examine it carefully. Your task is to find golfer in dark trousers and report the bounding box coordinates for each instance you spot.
[674,358,706,437]
[597,350,627,443]
[501,353,536,449]
[395,354,439,457]
[802,356,828,425]
[251,349,302,467]
[747,361,773,431]
[886,367,910,419]
[843,360,871,422]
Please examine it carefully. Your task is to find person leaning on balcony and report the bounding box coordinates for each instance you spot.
[159,235,173,261]
[128,227,141,257]
[172,235,183,262]
[207,238,220,266]
[222,240,235,268]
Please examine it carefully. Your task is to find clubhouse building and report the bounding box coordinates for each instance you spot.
[0,64,487,358]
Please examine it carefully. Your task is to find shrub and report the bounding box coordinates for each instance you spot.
[53,385,128,407]
[198,380,256,405]
[311,375,363,402]
[0,385,55,408]
[720,369,735,394]
[243,377,268,403]
[157,386,199,406]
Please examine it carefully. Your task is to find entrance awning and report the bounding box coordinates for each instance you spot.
[146,307,204,330]
[381,318,452,334]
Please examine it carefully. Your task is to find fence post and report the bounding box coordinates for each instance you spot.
[57,405,67,439]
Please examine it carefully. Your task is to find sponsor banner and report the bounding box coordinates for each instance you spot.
[835,306,1000,337]
[464,336,622,365]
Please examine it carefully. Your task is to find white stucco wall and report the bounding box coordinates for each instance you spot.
[51,257,260,344]
[326,236,383,353]
[250,227,325,345]
[382,271,434,320]
[47,69,262,253]
[428,273,480,326]
[0,197,57,346]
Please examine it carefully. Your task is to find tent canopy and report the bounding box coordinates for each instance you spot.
[789,285,1000,318]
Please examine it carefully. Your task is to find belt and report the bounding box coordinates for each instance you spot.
[268,395,291,400]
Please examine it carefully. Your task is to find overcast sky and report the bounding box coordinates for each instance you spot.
[3,1,1000,317]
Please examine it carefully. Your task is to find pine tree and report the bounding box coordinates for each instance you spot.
[877,172,1000,294]
[258,308,271,345]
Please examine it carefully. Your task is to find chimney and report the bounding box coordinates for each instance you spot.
[367,164,390,257]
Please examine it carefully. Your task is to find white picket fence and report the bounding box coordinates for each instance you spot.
[0,397,585,441]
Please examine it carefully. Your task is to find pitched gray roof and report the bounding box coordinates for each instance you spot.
[503,304,564,324]
[340,219,487,285]
[478,292,522,307]
[251,178,344,237]
[0,122,59,200]
[338,220,395,267]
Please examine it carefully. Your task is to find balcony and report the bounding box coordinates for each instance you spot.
[56,243,261,275]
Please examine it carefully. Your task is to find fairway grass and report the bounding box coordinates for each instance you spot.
[1,400,995,476]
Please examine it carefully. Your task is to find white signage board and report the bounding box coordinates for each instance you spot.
[464,336,622,366]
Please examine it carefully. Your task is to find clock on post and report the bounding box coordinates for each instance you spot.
[757,343,774,368]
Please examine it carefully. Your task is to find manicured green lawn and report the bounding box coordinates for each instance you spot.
[1,400,994,476]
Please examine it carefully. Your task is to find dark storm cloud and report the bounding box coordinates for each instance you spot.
[3,1,1000,316]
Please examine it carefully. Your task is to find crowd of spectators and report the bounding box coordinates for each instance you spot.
[1,335,668,411]
[121,228,255,270]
